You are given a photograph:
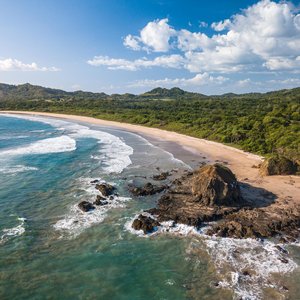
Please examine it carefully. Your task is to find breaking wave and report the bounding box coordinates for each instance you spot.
[0,136,76,156]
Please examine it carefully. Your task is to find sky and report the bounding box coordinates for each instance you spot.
[0,0,300,95]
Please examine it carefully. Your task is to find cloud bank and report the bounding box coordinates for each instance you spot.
[89,0,300,74]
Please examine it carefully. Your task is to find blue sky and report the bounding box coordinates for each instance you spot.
[0,0,299,94]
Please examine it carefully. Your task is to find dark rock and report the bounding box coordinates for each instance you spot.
[132,214,160,234]
[90,179,100,184]
[279,257,289,264]
[109,195,114,200]
[275,245,288,254]
[94,195,109,206]
[78,201,95,212]
[153,171,171,181]
[260,156,298,176]
[95,183,115,196]
[129,182,167,196]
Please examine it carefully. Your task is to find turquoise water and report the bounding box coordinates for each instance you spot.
[0,114,299,300]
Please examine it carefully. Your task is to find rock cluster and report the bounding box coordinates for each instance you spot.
[131,163,300,241]
[78,182,116,212]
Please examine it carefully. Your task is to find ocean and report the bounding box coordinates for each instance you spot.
[0,113,299,300]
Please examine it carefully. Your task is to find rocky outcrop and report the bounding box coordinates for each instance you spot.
[207,207,300,239]
[78,201,95,212]
[260,156,298,176]
[129,182,167,196]
[132,214,161,234]
[132,163,300,240]
[146,164,244,227]
[96,183,115,197]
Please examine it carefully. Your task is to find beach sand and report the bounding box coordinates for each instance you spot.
[1,111,299,205]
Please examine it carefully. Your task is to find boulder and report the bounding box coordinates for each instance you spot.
[129,182,167,196]
[94,195,108,206]
[191,164,242,206]
[95,183,115,196]
[260,156,298,176]
[132,214,161,234]
[78,201,95,212]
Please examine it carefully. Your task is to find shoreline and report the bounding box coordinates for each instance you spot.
[1,110,299,204]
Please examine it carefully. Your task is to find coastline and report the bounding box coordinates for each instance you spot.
[1,110,299,205]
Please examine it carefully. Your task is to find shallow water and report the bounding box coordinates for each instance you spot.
[0,114,299,300]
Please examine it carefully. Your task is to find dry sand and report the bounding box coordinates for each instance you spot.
[1,111,299,204]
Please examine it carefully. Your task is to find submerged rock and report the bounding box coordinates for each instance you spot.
[132,214,161,234]
[90,179,100,184]
[96,183,115,196]
[93,195,109,206]
[129,182,167,196]
[153,171,171,181]
[78,201,95,212]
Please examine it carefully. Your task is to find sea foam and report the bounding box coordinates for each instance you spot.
[0,217,26,245]
[125,215,298,299]
[0,135,76,156]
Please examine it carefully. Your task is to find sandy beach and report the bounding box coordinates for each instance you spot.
[1,111,299,204]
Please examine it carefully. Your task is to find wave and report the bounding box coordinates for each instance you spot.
[125,215,298,299]
[0,165,38,174]
[0,217,26,245]
[0,135,29,140]
[2,114,133,174]
[72,128,133,174]
[0,136,76,156]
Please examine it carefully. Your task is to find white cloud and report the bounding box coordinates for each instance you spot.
[123,34,141,51]
[87,54,184,71]
[211,19,231,31]
[0,58,60,71]
[123,18,176,52]
[199,21,208,28]
[129,73,228,88]
[177,30,215,51]
[90,1,300,74]
[263,56,300,70]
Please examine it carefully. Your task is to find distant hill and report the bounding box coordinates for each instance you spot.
[140,87,206,99]
[0,83,108,101]
[0,82,299,102]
